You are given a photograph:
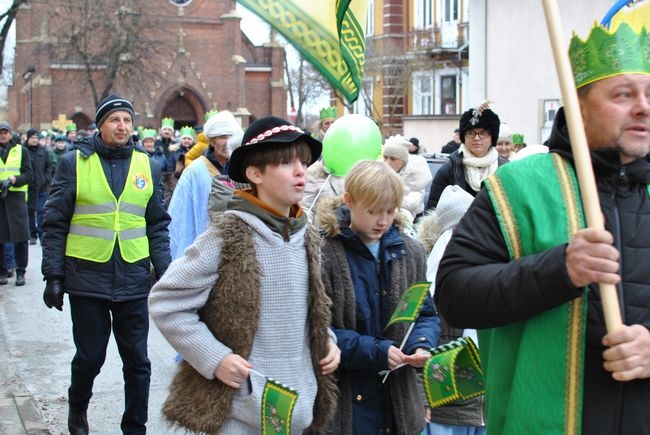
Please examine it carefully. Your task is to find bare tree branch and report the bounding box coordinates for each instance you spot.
[47,0,173,107]
[363,37,417,136]
[286,53,329,129]
[0,0,29,69]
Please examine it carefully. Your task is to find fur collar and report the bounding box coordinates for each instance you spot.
[314,195,409,238]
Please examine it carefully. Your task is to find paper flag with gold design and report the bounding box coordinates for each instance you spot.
[238,0,368,103]
[423,336,484,409]
[261,378,299,435]
[384,281,431,330]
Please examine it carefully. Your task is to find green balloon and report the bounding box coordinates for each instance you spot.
[322,114,382,177]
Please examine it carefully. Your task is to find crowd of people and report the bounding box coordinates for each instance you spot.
[0,11,648,435]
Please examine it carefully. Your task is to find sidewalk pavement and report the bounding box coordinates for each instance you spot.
[0,336,50,435]
[0,242,182,435]
[0,249,50,435]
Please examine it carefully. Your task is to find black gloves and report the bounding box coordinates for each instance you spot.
[43,279,64,311]
[0,179,10,199]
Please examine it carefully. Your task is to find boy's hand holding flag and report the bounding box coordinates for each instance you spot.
[380,281,432,381]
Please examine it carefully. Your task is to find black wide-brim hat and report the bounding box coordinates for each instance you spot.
[228,116,322,183]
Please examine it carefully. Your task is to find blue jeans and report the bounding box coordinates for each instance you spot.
[3,243,15,269]
[29,190,48,240]
[0,242,27,274]
[423,422,487,435]
[68,295,150,434]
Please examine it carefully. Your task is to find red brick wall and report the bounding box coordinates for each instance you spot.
[8,0,286,132]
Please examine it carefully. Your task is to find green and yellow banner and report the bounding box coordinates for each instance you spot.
[238,0,368,102]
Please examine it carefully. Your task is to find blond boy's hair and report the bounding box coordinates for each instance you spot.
[345,160,404,210]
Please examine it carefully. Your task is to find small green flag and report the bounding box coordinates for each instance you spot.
[423,337,484,409]
[384,281,431,330]
[261,378,299,435]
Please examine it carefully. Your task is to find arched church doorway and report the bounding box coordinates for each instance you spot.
[159,87,206,130]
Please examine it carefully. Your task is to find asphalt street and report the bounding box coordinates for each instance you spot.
[0,243,184,434]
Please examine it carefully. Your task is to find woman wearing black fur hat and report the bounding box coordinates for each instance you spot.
[426,101,508,210]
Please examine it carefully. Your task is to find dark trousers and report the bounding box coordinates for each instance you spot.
[68,295,150,434]
[29,190,48,240]
[0,242,27,274]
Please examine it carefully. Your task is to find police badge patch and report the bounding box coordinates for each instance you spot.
[133,173,148,190]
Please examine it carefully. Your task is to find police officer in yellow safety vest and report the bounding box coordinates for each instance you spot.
[0,121,34,287]
[41,95,171,435]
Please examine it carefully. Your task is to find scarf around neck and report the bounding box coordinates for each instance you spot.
[460,144,499,191]
[227,189,307,241]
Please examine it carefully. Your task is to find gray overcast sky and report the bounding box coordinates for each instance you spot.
[238,4,271,45]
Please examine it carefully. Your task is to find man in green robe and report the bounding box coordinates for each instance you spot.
[435,17,650,435]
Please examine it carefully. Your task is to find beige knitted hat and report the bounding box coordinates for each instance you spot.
[382,134,411,164]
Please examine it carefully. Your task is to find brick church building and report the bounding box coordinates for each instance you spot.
[7,0,286,133]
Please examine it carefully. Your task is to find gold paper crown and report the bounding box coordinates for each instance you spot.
[179,126,195,139]
[320,106,337,120]
[161,117,174,129]
[204,110,219,121]
[569,21,650,88]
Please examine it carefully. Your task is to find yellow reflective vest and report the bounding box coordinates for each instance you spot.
[0,145,28,194]
[65,150,153,263]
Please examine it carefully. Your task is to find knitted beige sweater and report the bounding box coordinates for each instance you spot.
[149,210,331,433]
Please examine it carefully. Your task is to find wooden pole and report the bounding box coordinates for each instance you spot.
[541,0,623,333]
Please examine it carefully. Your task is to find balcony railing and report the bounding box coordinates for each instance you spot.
[364,21,468,58]
[405,22,468,53]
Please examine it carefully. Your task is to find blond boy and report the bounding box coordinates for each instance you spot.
[316,160,440,434]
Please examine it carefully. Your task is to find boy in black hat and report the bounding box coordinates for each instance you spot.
[149,116,340,434]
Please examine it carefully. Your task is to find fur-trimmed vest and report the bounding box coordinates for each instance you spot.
[162,213,338,433]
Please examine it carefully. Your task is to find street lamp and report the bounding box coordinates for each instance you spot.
[22,66,36,128]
